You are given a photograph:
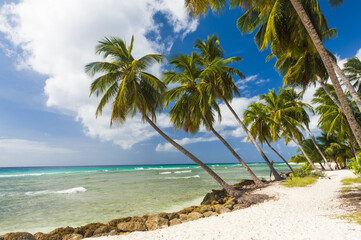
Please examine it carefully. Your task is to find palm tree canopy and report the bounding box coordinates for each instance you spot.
[343,57,361,93]
[194,35,244,101]
[85,36,165,125]
[243,102,273,144]
[163,53,221,134]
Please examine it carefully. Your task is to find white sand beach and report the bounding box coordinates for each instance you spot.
[88,170,361,240]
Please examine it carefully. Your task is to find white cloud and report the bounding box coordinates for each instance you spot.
[0,139,75,154]
[235,74,270,90]
[0,0,197,149]
[156,136,218,152]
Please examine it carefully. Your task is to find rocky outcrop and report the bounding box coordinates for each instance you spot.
[2,232,35,240]
[145,213,169,231]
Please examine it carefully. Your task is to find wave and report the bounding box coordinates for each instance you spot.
[0,173,44,178]
[174,170,192,174]
[0,171,75,178]
[159,172,172,175]
[165,175,200,179]
[25,187,87,196]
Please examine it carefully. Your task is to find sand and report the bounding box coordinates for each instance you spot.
[87,170,361,240]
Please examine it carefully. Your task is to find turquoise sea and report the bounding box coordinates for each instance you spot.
[0,163,294,234]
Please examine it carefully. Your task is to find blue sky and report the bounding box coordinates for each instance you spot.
[0,0,360,167]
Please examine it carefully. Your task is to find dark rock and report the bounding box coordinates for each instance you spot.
[117,222,146,232]
[223,198,236,210]
[130,216,147,223]
[194,205,214,214]
[166,212,179,220]
[74,223,104,238]
[201,189,227,205]
[107,217,131,227]
[145,213,169,231]
[33,232,46,240]
[49,227,74,236]
[62,234,82,240]
[236,193,270,206]
[187,212,203,221]
[169,218,182,226]
[3,232,35,240]
[0,235,4,240]
[93,225,114,236]
[177,206,197,215]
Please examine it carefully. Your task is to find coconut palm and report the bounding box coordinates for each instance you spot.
[260,89,318,170]
[290,139,326,170]
[343,57,361,93]
[163,53,264,186]
[85,36,241,197]
[281,88,332,170]
[194,35,282,180]
[312,84,360,160]
[184,0,361,148]
[243,102,293,172]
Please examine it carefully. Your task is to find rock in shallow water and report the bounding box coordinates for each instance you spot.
[2,232,35,240]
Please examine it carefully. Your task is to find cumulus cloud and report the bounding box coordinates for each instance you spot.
[0,0,197,149]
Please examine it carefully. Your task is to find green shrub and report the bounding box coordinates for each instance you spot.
[283,177,317,187]
[350,153,361,176]
[291,164,325,178]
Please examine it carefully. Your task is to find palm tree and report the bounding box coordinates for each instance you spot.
[317,132,353,169]
[343,57,361,93]
[163,53,264,186]
[184,0,361,148]
[243,102,294,172]
[290,139,326,170]
[281,88,332,170]
[194,35,282,180]
[261,89,318,170]
[312,84,360,160]
[85,36,241,197]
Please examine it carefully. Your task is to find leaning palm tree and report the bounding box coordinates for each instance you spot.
[243,102,294,172]
[85,36,241,197]
[281,88,333,170]
[291,139,326,170]
[194,35,282,180]
[312,84,359,160]
[163,53,264,186]
[343,57,361,93]
[184,0,361,148]
[261,89,318,170]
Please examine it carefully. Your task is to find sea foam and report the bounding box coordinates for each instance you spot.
[174,170,192,174]
[25,187,87,196]
[165,175,200,179]
[159,172,172,175]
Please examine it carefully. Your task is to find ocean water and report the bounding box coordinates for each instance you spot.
[0,163,293,234]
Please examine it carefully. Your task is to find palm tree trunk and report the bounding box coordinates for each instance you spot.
[316,75,343,110]
[143,115,241,197]
[201,118,264,186]
[289,0,361,148]
[280,126,318,170]
[305,126,333,171]
[319,161,326,170]
[221,96,283,180]
[345,121,358,160]
[264,138,293,173]
[332,62,361,113]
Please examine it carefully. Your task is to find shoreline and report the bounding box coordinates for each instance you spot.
[88,169,361,240]
[2,169,360,240]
